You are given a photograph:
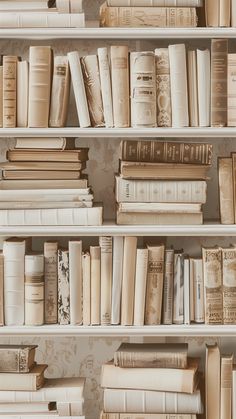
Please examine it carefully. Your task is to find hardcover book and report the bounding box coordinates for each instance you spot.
[0,345,37,373]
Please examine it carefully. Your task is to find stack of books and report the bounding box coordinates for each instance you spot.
[0,344,85,418]
[116,140,212,225]
[0,0,85,28]
[218,153,236,224]
[0,138,103,226]
[100,343,203,419]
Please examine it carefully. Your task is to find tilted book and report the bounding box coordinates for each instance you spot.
[121,237,137,325]
[0,345,37,373]
[155,48,171,127]
[222,247,236,325]
[0,364,47,391]
[44,241,58,324]
[111,46,130,128]
[218,157,234,225]
[202,247,223,324]
[100,236,113,325]
[3,55,17,128]
[98,47,114,128]
[58,249,70,325]
[211,39,228,127]
[24,253,44,326]
[49,56,70,128]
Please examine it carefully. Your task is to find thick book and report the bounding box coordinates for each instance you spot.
[1,161,85,171]
[145,245,164,325]
[206,344,220,419]
[111,236,124,325]
[25,254,44,326]
[49,56,70,128]
[220,354,233,419]
[101,415,197,419]
[0,12,85,28]
[202,247,223,324]
[121,237,137,325]
[0,364,47,391]
[117,211,203,225]
[101,358,199,393]
[7,148,89,162]
[58,248,70,325]
[107,0,203,4]
[0,402,55,413]
[205,0,230,27]
[114,343,188,368]
[0,189,92,202]
[44,241,58,324]
[69,240,83,325]
[211,39,228,127]
[0,1,50,10]
[0,345,36,373]
[222,247,236,325]
[14,137,75,150]
[3,55,17,128]
[0,179,88,190]
[155,48,171,127]
[111,46,130,128]
[218,157,234,225]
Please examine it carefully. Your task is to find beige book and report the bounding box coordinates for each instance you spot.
[0,179,88,190]
[162,249,174,325]
[25,254,44,326]
[231,153,236,223]
[218,158,234,224]
[227,54,236,127]
[189,259,195,322]
[101,358,199,393]
[155,48,171,127]
[184,257,190,325]
[81,55,105,127]
[107,0,203,5]
[0,12,85,28]
[0,364,47,391]
[206,344,220,419]
[202,247,223,324]
[205,0,218,26]
[1,161,85,171]
[70,0,84,13]
[117,211,203,225]
[69,241,82,325]
[90,246,101,325]
[98,47,114,128]
[0,344,37,373]
[220,0,231,26]
[58,248,70,325]
[111,46,130,128]
[191,258,204,323]
[82,252,91,326]
[0,254,3,326]
[188,50,199,127]
[145,244,165,325]
[222,247,236,324]
[28,46,52,128]
[121,237,137,325]
[14,137,75,150]
[99,237,113,326]
[2,170,82,180]
[56,0,70,12]
[221,354,233,419]
[118,202,202,213]
[101,414,197,419]
[133,248,148,326]
[130,51,156,128]
[3,55,17,128]
[17,60,28,127]
[0,66,2,127]
[49,56,70,128]
[232,0,236,26]
[7,148,89,162]
[211,39,228,127]
[44,241,58,324]
[197,49,211,127]
[67,51,91,128]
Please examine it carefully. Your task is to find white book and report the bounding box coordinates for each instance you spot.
[98,47,114,128]
[162,249,174,325]
[189,259,195,323]
[69,241,83,325]
[57,400,84,416]
[82,252,91,326]
[70,0,84,13]
[111,236,124,325]
[17,61,28,128]
[99,237,113,325]
[187,50,199,127]
[173,252,184,324]
[107,0,203,4]
[68,51,91,128]
[0,254,3,326]
[57,0,83,13]
[121,237,137,325]
[169,44,189,127]
[25,253,44,326]
[0,416,84,419]
[0,13,85,28]
[0,201,93,210]
[0,402,54,413]
[0,1,49,10]
[15,137,69,149]
[197,49,210,127]
[0,189,91,201]
[133,248,148,326]
[90,246,101,325]
[184,257,190,325]
[191,258,204,323]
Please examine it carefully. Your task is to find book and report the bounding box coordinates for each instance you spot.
[205,0,230,26]
[7,148,89,162]
[121,236,137,325]
[1,161,86,171]
[232,0,236,27]
[173,251,184,324]
[202,247,223,324]
[162,249,174,325]
[169,44,189,127]
[145,244,164,325]
[0,201,92,210]
[117,211,203,225]
[133,248,148,326]
[184,257,190,325]
[111,46,130,128]
[0,416,84,419]
[227,54,236,126]
[0,364,47,391]
[68,51,91,128]
[0,66,3,127]
[57,401,84,416]
[106,0,203,4]
[118,203,202,213]
[100,4,198,27]
[82,252,91,326]
[115,177,207,204]
[0,254,3,326]
[222,247,236,324]
[3,55,17,128]
[0,1,50,10]
[100,236,113,325]
[101,358,199,393]
[220,354,233,419]
[218,157,234,224]
[0,179,88,190]
[90,246,101,325]
[69,241,83,325]
[211,39,228,127]
[232,367,236,418]
[49,56,70,128]
[114,342,188,368]
[197,49,210,127]
[58,248,70,325]
[111,236,123,325]
[25,253,44,326]
[231,153,236,223]
[191,258,204,323]
[130,51,156,128]
[98,47,114,128]
[206,344,220,419]
[17,60,28,127]
[0,402,55,413]
[2,170,82,180]
[0,345,36,373]
[101,415,197,419]
[0,188,92,203]
[187,50,199,127]
[0,12,85,28]
[14,137,75,150]
[155,48,171,127]
[44,241,58,324]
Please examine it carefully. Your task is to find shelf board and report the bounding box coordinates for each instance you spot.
[1,127,236,138]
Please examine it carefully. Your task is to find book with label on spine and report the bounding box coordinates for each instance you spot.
[0,66,3,127]
[44,241,58,324]
[173,251,184,325]
[162,249,174,325]
[3,55,17,128]
[0,254,3,326]
[111,236,124,325]
[17,60,28,127]
[206,344,220,419]
[107,0,203,4]
[49,56,70,128]
[82,252,91,326]
[218,157,234,225]
[197,49,210,127]
[220,354,233,419]
[191,258,204,323]
[211,39,228,127]
[121,236,137,325]
[0,345,36,373]
[202,247,223,324]
[0,13,85,28]
[222,247,236,325]
[111,46,130,128]
[133,248,148,326]
[98,47,114,128]
[100,237,113,326]
[58,249,70,325]
[90,246,101,325]
[155,48,172,127]
[69,241,83,325]
[25,254,44,326]
[0,364,47,391]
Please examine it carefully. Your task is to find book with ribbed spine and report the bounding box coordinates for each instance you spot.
[220,354,233,419]
[211,39,228,127]
[218,158,234,225]
[162,249,174,325]
[155,48,171,127]
[3,56,17,128]
[222,247,236,325]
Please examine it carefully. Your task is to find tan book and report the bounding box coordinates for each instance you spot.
[101,414,197,419]
[0,364,47,391]
[0,178,88,190]
[90,246,101,325]
[114,342,188,369]
[188,50,199,127]
[2,170,82,180]
[202,247,223,324]
[3,55,17,128]
[222,247,236,324]
[0,344,37,373]
[117,211,203,225]
[99,237,113,326]
[0,66,3,128]
[98,47,114,128]
[7,148,89,162]
[44,241,58,325]
[0,254,3,326]
[220,0,231,26]
[155,48,171,127]
[107,0,203,4]
[162,249,174,325]
[206,344,220,419]
[232,0,236,26]
[231,153,236,223]
[111,46,130,128]
[24,254,44,326]
[17,60,28,128]
[1,162,85,171]
[221,354,233,419]
[227,54,236,127]
[218,157,234,225]
[28,46,52,128]
[49,56,70,128]
[211,39,228,127]
[121,236,137,325]
[205,0,230,26]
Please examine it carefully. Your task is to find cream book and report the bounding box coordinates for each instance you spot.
[102,414,197,419]
[0,402,55,413]
[111,46,130,128]
[121,237,137,325]
[0,179,88,190]
[69,241,83,325]
[222,247,236,324]
[0,13,85,28]
[58,248,70,325]
[118,203,202,213]
[187,50,199,127]
[0,364,47,391]
[3,55,17,128]
[117,212,203,225]
[206,344,220,419]
[155,48,171,127]
[220,354,233,419]
[191,258,204,323]
[202,247,223,324]
[49,56,70,128]
[227,54,236,127]
[90,246,101,325]
[107,0,203,4]
[100,236,113,325]
[57,401,84,416]
[17,60,28,127]
[0,344,36,373]
[133,248,148,326]
[0,66,3,128]
[0,254,3,326]
[44,241,58,324]
[218,157,234,224]
[111,236,124,325]
[24,253,44,326]
[173,252,184,325]
[82,252,91,326]
[197,49,210,127]
[14,137,75,150]
[98,47,114,128]
[205,0,230,26]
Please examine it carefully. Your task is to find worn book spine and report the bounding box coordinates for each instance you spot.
[17,61,28,127]
[222,247,236,324]
[25,254,44,326]
[0,66,3,127]
[81,55,105,127]
[121,236,137,325]
[82,252,91,325]
[90,246,101,325]
[133,248,148,326]
[111,46,130,128]
[192,258,204,323]
[99,236,113,325]
[155,48,171,127]
[3,55,17,128]
[44,241,58,324]
[202,247,223,324]
[145,244,165,325]
[0,253,4,326]
[162,249,174,325]
[187,50,199,127]
[98,47,114,128]
[111,236,124,324]
[58,249,70,325]
[227,54,236,127]
[220,355,233,419]
[211,39,228,127]
[197,49,210,127]
[49,56,70,128]
[130,51,156,128]
[0,346,36,373]
[173,252,184,324]
[218,158,234,224]
[28,46,52,128]
[69,241,82,325]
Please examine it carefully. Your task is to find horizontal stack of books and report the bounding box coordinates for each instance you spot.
[0,344,85,418]
[0,0,85,28]
[219,153,236,224]
[101,343,203,419]
[0,138,103,226]
[116,140,212,225]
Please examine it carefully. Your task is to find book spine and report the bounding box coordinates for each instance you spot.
[17,61,29,128]
[0,66,2,128]
[58,249,70,325]
[111,236,124,324]
[121,237,137,325]
[192,259,205,323]
[187,50,199,127]
[130,51,156,128]
[222,248,236,324]
[197,49,210,127]
[3,56,17,128]
[99,236,113,325]
[25,254,44,326]
[173,252,184,324]
[184,257,190,325]
[107,0,203,5]
[232,0,236,26]
[69,241,83,325]
[0,13,85,28]
[56,0,70,12]
[90,246,101,325]
[145,245,165,325]
[101,414,197,419]
[220,0,230,27]
[189,259,195,322]
[220,355,233,419]
[111,46,130,128]
[155,48,172,127]
[133,248,148,326]
[218,158,234,224]
[49,56,70,128]
[211,39,228,127]
[98,47,114,128]
[162,249,174,325]
[227,54,236,127]
[57,401,84,415]
[0,254,3,326]
[82,252,91,325]
[28,46,52,128]
[81,55,105,127]
[44,241,58,324]
[202,247,223,324]
[205,0,219,26]
[70,0,84,13]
